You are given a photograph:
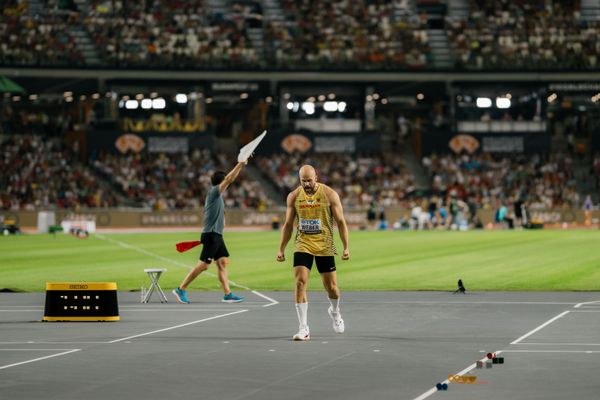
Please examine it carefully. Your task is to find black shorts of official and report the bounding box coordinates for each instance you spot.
[293,252,336,273]
[199,232,229,263]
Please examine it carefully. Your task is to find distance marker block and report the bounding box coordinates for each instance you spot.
[43,282,119,321]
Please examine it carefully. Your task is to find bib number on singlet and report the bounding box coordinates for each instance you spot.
[299,218,322,234]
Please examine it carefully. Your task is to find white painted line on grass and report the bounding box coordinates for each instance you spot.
[574,300,600,308]
[0,349,81,371]
[108,309,248,343]
[511,311,570,345]
[95,234,276,306]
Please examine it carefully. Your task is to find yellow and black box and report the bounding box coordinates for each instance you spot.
[43,282,119,321]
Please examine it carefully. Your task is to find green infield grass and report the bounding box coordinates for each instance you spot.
[1,229,599,292]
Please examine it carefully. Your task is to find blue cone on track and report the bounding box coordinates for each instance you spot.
[436,383,443,390]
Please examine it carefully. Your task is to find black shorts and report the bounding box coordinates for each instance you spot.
[293,252,336,274]
[199,232,229,263]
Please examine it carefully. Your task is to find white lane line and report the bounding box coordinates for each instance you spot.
[412,351,502,400]
[502,350,600,354]
[94,234,273,305]
[232,351,355,400]
[571,310,600,313]
[0,349,81,371]
[516,342,600,346]
[0,342,109,345]
[108,309,248,343]
[251,290,279,307]
[0,349,78,351]
[574,300,600,308]
[413,309,574,400]
[511,311,570,345]
[340,301,577,305]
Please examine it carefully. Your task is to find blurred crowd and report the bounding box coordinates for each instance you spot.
[447,0,600,70]
[3,0,600,70]
[84,0,259,68]
[265,0,430,70]
[0,1,83,66]
[422,152,581,211]
[91,149,271,210]
[0,136,117,210]
[255,152,417,207]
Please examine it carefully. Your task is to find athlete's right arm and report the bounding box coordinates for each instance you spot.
[277,191,297,262]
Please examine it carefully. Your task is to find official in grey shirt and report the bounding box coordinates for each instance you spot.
[173,160,248,304]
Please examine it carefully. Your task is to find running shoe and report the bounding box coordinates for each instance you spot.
[222,292,244,303]
[172,287,190,304]
[292,326,310,341]
[328,306,345,333]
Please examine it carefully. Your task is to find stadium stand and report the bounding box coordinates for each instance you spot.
[0,135,117,210]
[446,0,600,70]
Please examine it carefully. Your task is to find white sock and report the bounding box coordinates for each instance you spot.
[329,297,340,313]
[295,303,308,329]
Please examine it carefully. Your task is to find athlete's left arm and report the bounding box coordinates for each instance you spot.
[328,188,350,260]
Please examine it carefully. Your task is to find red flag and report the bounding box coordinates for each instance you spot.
[176,241,202,253]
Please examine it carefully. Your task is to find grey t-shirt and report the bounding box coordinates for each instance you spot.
[203,186,225,235]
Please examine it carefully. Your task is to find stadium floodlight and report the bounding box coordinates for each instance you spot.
[63,91,72,97]
[176,94,188,104]
[125,100,139,109]
[476,97,492,108]
[381,98,388,105]
[92,93,100,100]
[240,92,249,100]
[417,93,425,100]
[496,97,511,109]
[323,101,338,112]
[141,99,152,109]
[152,98,166,109]
[286,102,294,110]
[301,102,315,115]
[265,96,273,103]
[337,101,347,112]
[366,95,373,102]
[29,94,38,101]
[547,93,557,103]
[372,93,380,100]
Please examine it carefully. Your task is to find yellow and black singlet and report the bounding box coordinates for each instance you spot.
[294,184,336,256]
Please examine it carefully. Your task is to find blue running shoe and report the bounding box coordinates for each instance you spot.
[172,287,190,304]
[222,292,244,303]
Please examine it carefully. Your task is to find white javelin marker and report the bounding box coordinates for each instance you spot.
[238,130,267,162]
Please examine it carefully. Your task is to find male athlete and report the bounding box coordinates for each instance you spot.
[277,165,350,341]
[173,160,247,304]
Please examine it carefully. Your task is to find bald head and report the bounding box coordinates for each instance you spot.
[299,164,318,194]
[299,165,316,179]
